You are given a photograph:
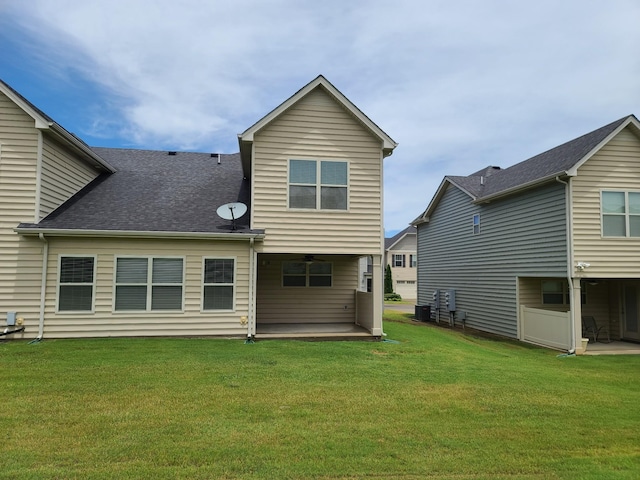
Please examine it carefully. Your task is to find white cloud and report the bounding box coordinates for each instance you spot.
[2,0,639,233]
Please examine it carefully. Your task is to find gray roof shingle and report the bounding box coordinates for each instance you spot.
[450,115,635,200]
[20,148,261,234]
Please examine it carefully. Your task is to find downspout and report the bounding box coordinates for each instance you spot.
[247,238,256,341]
[35,233,49,342]
[556,176,576,353]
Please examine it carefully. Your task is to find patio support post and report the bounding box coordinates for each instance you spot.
[571,277,584,354]
[371,254,383,336]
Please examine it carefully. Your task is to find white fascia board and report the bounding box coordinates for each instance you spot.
[0,81,115,173]
[15,228,265,241]
[411,177,469,225]
[566,116,640,176]
[238,75,398,151]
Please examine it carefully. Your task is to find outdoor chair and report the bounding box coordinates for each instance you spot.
[582,315,611,343]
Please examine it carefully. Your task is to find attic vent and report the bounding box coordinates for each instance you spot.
[168,151,177,156]
[212,153,221,164]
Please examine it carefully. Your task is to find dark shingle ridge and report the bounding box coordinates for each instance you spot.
[26,148,259,234]
[457,115,634,201]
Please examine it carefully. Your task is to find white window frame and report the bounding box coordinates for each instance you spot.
[202,257,236,312]
[57,254,96,313]
[409,254,417,268]
[601,190,640,237]
[113,256,185,312]
[473,213,481,235]
[393,254,405,268]
[282,261,333,287]
[288,159,349,210]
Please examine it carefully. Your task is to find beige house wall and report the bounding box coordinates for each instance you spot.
[251,87,383,255]
[256,254,358,324]
[572,127,640,277]
[41,237,252,338]
[0,91,42,332]
[386,234,417,299]
[40,135,100,219]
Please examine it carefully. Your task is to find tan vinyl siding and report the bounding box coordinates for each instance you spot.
[573,127,640,277]
[43,237,252,338]
[252,87,383,254]
[39,136,99,219]
[0,92,42,335]
[256,254,358,324]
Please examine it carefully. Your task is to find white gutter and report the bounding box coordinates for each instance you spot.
[15,228,265,241]
[37,233,49,340]
[556,176,576,353]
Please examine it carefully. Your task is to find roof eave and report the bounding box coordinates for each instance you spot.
[238,75,397,159]
[411,177,478,226]
[474,172,573,204]
[0,79,115,173]
[48,123,116,173]
[15,227,265,241]
[566,115,640,176]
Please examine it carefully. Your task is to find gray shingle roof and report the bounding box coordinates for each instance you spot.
[20,148,261,235]
[385,226,416,250]
[449,115,635,200]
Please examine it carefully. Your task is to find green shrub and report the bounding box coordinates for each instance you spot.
[384,293,402,301]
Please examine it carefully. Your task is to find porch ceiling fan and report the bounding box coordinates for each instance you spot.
[296,254,327,264]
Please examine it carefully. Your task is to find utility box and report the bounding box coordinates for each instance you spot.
[445,289,456,312]
[6,311,17,326]
[414,305,431,322]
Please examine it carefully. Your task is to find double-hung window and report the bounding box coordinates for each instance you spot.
[58,256,95,311]
[283,261,332,287]
[289,159,348,210]
[203,258,235,310]
[115,257,183,311]
[393,254,405,268]
[602,191,640,237]
[410,254,417,268]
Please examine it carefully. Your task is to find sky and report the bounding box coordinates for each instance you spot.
[1,0,639,236]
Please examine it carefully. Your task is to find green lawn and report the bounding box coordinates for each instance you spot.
[1,313,639,479]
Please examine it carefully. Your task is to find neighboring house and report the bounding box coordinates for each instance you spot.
[0,75,397,340]
[384,226,417,300]
[412,115,640,354]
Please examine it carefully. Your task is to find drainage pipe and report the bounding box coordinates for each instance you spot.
[1,327,25,337]
[556,176,576,354]
[36,233,49,341]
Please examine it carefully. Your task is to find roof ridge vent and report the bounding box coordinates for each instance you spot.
[168,151,177,156]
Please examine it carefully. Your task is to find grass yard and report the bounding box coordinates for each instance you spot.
[1,313,640,479]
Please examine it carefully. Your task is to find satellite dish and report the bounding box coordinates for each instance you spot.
[216,202,247,230]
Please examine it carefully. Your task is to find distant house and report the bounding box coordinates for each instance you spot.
[0,75,397,340]
[412,115,640,353]
[384,226,417,300]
